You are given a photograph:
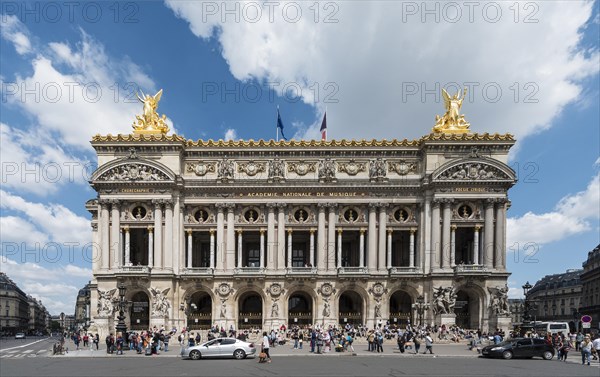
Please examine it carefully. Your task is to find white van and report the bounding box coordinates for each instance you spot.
[533,322,570,335]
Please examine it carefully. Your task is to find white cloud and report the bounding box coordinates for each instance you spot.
[0,15,32,55]
[0,216,48,244]
[0,190,90,245]
[166,1,598,143]
[507,172,600,247]
[224,128,237,140]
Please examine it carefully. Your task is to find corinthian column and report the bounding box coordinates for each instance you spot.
[317,204,327,272]
[386,229,393,269]
[277,204,287,271]
[377,204,388,271]
[226,203,235,271]
[310,228,316,268]
[441,200,452,269]
[163,200,173,270]
[209,229,215,269]
[368,203,378,272]
[473,225,480,265]
[186,229,193,268]
[259,228,265,268]
[123,226,130,266]
[153,200,163,269]
[483,199,494,269]
[147,226,154,268]
[495,199,507,269]
[110,200,121,269]
[287,229,293,268]
[327,204,338,272]
[237,229,243,268]
[409,228,416,268]
[216,203,225,272]
[99,200,109,270]
[431,200,441,269]
[359,228,365,268]
[267,203,276,270]
[337,228,342,268]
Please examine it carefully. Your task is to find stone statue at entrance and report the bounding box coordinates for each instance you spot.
[97,289,116,317]
[322,297,331,317]
[432,286,457,315]
[220,298,227,317]
[374,298,382,319]
[271,301,279,317]
[150,287,171,317]
[488,285,510,315]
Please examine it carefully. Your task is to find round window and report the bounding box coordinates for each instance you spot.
[194,209,209,223]
[344,209,358,222]
[132,206,147,219]
[244,209,259,223]
[394,209,409,222]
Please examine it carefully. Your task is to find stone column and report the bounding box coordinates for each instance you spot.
[100,201,110,270]
[441,200,452,269]
[378,204,388,271]
[359,228,365,268]
[209,229,215,269]
[337,228,342,268]
[317,204,327,272]
[226,203,236,271]
[473,225,480,265]
[110,200,120,268]
[368,203,378,272]
[327,204,338,272]
[164,201,173,270]
[287,229,293,268]
[266,203,276,270]
[431,200,441,269]
[153,200,163,269]
[309,228,316,267]
[237,229,243,268]
[409,228,416,268]
[172,195,181,272]
[259,228,265,268]
[422,197,431,272]
[450,225,457,267]
[277,204,287,271]
[386,229,393,269]
[147,226,154,268]
[186,229,193,268]
[124,226,130,266]
[483,199,494,269]
[495,199,506,269]
[216,203,225,272]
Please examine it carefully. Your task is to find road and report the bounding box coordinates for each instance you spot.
[1,353,599,377]
[0,336,55,359]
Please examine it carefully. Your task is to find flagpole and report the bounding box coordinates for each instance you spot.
[276,106,279,142]
[325,106,328,141]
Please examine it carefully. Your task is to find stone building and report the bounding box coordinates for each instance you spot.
[525,269,583,330]
[74,282,92,330]
[27,296,48,334]
[580,244,600,332]
[88,91,517,338]
[0,272,31,335]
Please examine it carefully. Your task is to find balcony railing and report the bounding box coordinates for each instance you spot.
[119,265,150,274]
[182,267,214,275]
[286,267,318,275]
[234,267,265,275]
[454,264,488,273]
[337,266,368,274]
[389,266,420,274]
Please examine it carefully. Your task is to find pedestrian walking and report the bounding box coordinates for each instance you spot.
[423,333,434,354]
[581,335,593,366]
[592,335,600,362]
[93,333,99,350]
[414,335,421,354]
[260,331,271,363]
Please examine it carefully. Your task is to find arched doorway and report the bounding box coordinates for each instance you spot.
[389,291,412,326]
[288,292,313,327]
[187,292,212,330]
[130,291,149,330]
[338,291,363,326]
[238,292,262,330]
[454,290,480,329]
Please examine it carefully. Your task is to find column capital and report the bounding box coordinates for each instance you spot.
[259,228,266,234]
[496,198,508,205]
[409,227,417,234]
[317,203,328,210]
[109,199,120,206]
[327,203,338,209]
[378,202,390,209]
[99,199,111,209]
[276,203,288,209]
[432,199,441,208]
[441,198,454,206]
[236,228,243,235]
[163,200,173,209]
[484,198,496,208]
[151,198,163,206]
[266,203,277,210]
[451,224,457,231]
[185,228,192,235]
[368,202,379,210]
[147,225,154,233]
[215,202,226,211]
[387,229,393,235]
[209,228,215,235]
[359,228,366,234]
[122,226,129,233]
[226,203,236,212]
[474,224,482,231]
[309,228,316,234]
[337,228,343,234]
[287,228,293,234]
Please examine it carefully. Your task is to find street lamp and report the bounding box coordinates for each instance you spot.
[411,295,430,327]
[115,283,128,341]
[522,281,532,323]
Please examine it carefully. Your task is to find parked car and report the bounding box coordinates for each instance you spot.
[15,333,26,339]
[481,338,554,360]
[183,337,256,360]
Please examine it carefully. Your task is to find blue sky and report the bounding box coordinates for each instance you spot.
[0,1,598,314]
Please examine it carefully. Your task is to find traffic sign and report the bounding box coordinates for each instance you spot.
[582,322,591,329]
[581,315,592,323]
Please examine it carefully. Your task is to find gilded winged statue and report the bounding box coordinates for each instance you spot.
[433,88,471,134]
[132,89,170,134]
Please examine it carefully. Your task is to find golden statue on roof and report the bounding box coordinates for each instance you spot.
[132,89,170,135]
[432,88,471,134]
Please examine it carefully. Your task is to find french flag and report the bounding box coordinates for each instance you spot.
[320,112,327,141]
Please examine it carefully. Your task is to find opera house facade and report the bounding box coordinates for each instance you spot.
[88,91,516,337]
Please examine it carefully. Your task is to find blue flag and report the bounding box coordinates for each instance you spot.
[277,108,287,141]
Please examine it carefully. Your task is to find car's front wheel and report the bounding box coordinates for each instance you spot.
[233,349,246,360]
[502,350,513,360]
[189,350,202,360]
[542,351,553,360]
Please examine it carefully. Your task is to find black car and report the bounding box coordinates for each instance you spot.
[481,338,554,360]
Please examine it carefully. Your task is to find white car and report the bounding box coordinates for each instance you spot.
[15,333,26,339]
[183,338,256,360]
